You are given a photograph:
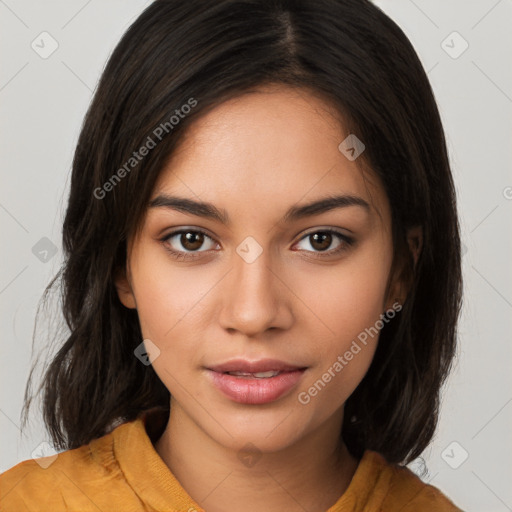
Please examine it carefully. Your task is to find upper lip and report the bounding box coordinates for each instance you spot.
[207,359,307,373]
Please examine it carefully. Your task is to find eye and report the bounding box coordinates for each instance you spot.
[294,229,354,256]
[161,229,218,260]
[160,227,354,261]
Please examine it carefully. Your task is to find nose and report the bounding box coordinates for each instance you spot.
[217,248,294,338]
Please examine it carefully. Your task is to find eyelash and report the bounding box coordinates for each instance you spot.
[160,228,355,262]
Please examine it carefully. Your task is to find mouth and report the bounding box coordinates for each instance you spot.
[205,360,308,404]
[207,358,307,374]
[220,370,296,378]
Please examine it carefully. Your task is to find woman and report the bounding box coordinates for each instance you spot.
[0,0,463,510]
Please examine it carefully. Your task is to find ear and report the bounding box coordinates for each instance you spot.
[114,266,137,309]
[384,225,423,310]
[407,225,423,270]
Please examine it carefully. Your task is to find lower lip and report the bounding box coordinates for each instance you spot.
[207,369,306,405]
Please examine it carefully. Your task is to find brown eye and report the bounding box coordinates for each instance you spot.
[180,231,205,251]
[295,229,354,256]
[309,232,333,251]
[162,229,218,256]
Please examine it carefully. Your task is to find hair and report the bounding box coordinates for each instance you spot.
[21,0,462,465]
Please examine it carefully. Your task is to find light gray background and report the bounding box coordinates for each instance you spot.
[1,1,511,510]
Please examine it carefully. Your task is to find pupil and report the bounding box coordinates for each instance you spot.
[182,232,203,250]
[311,232,331,251]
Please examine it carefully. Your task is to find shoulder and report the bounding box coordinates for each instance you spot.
[0,422,135,512]
[367,451,463,511]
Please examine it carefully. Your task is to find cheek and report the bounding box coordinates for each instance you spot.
[132,249,210,340]
[296,279,384,416]
[294,250,391,341]
[293,248,390,402]
[133,270,199,391]
[130,251,216,386]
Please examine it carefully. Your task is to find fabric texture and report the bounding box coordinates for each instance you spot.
[0,409,463,511]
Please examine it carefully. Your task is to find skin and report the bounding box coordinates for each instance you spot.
[115,85,422,512]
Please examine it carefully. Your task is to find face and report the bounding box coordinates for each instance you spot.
[116,85,407,454]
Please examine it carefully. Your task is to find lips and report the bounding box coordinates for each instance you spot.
[207,358,307,374]
[205,358,308,404]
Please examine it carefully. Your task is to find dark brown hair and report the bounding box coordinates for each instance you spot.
[21,0,462,465]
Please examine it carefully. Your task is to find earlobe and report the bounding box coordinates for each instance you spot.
[114,267,137,309]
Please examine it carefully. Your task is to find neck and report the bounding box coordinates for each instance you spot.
[154,401,359,512]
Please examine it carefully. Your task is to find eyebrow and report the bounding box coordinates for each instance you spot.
[148,193,371,225]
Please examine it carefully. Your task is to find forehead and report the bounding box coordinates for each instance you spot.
[152,86,389,226]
